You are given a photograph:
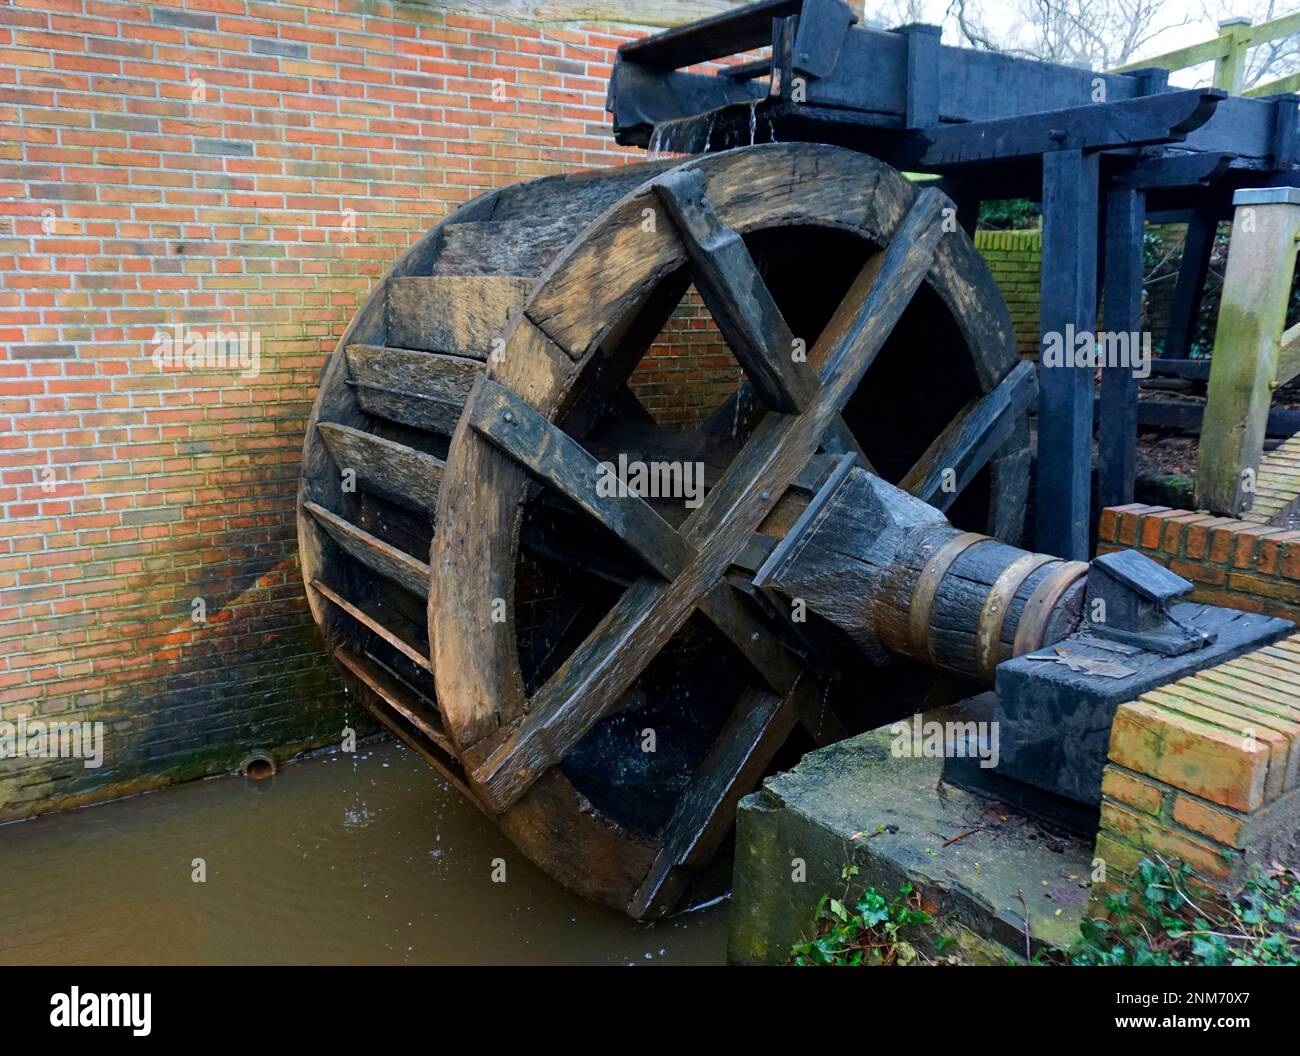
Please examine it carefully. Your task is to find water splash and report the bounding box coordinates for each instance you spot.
[748,99,758,146]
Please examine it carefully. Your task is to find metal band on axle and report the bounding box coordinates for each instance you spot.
[975,552,1057,683]
[1011,559,1090,658]
[907,531,989,664]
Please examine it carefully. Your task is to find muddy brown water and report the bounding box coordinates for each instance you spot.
[0,739,728,965]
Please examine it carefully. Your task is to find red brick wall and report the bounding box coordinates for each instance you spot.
[1097,504,1300,624]
[0,0,711,818]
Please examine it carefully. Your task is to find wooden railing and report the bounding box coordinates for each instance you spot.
[1112,12,1300,97]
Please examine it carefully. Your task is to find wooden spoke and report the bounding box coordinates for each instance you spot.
[466,376,695,578]
[654,167,819,414]
[466,575,694,812]
[898,358,1038,509]
[628,676,814,918]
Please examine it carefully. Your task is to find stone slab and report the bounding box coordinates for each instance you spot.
[728,703,1094,966]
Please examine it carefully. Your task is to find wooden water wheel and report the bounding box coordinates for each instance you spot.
[298,142,1032,917]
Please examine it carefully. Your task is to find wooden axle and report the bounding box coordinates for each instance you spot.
[756,459,1088,685]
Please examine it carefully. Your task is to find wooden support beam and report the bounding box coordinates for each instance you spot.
[1196,188,1300,516]
[1163,210,1218,359]
[1277,322,1300,388]
[899,359,1037,510]
[334,647,459,777]
[1036,149,1100,561]
[617,0,798,67]
[897,23,940,130]
[1098,185,1146,509]
[466,376,696,577]
[891,90,1223,170]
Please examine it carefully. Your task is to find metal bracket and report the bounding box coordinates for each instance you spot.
[1083,549,1215,656]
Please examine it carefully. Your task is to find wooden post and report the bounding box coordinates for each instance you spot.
[1163,209,1217,359]
[1214,18,1252,95]
[1036,148,1100,561]
[1098,185,1145,509]
[1196,187,1300,516]
[897,23,941,130]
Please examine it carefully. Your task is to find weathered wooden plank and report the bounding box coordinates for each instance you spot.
[1148,684,1298,795]
[1275,322,1300,387]
[1196,191,1300,516]
[386,276,530,358]
[316,422,444,515]
[889,90,1223,169]
[304,500,430,600]
[653,166,817,414]
[346,344,482,435]
[898,359,1036,510]
[466,376,696,577]
[433,218,583,277]
[696,581,799,694]
[617,0,799,67]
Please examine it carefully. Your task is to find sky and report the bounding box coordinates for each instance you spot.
[861,0,1298,83]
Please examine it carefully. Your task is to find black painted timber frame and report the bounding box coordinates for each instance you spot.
[606,0,1300,561]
